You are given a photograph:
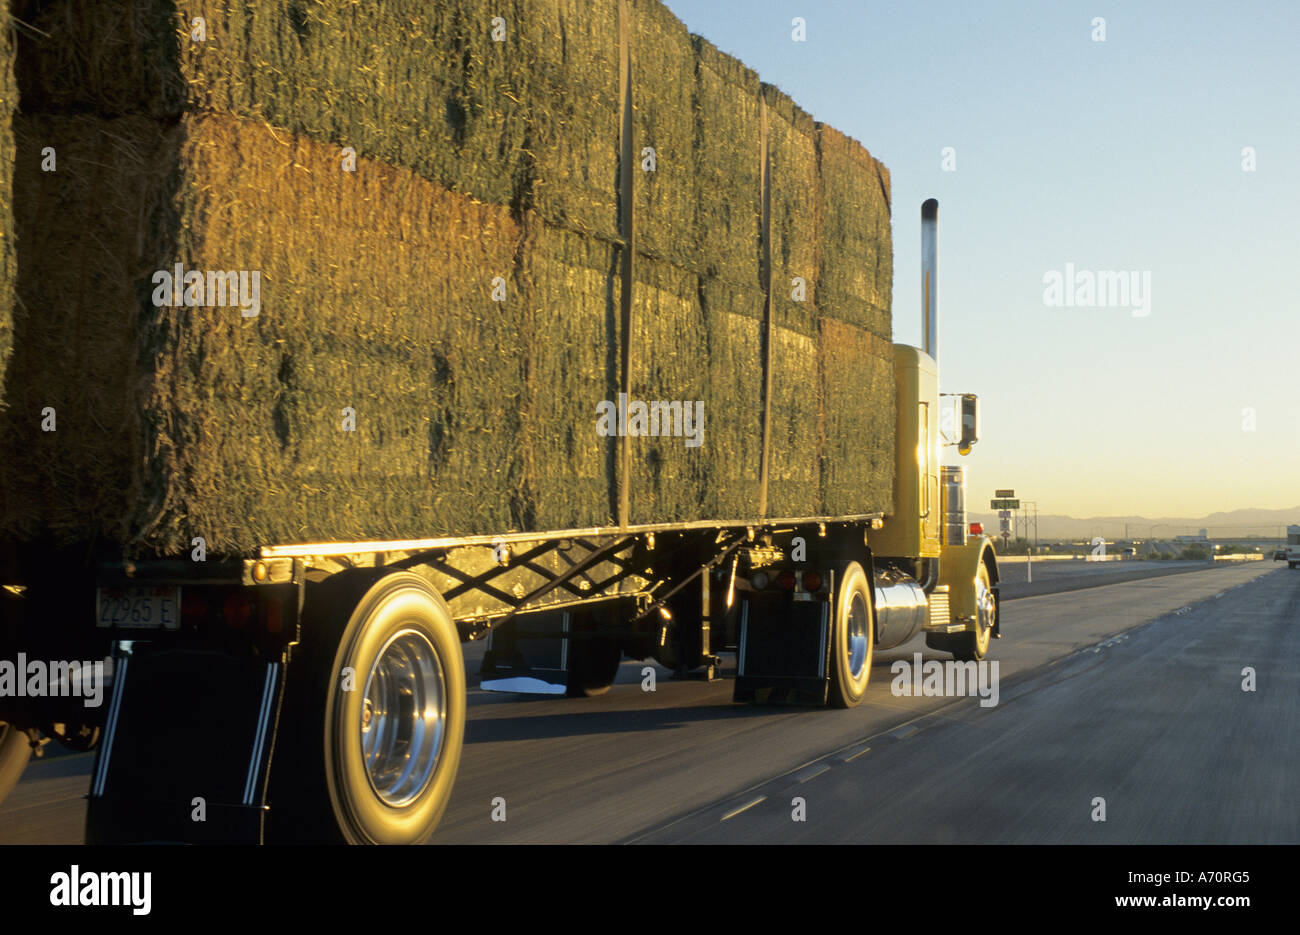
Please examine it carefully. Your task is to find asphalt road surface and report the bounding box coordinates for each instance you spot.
[0,560,1291,844]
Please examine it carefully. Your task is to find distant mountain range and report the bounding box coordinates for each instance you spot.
[966,505,1300,541]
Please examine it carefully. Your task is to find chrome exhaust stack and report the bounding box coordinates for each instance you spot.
[921,198,938,360]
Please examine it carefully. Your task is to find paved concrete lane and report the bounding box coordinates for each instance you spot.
[637,565,1297,843]
[432,562,1282,843]
[997,558,1255,601]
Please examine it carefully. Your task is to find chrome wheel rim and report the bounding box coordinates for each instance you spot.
[975,572,996,647]
[846,592,870,679]
[361,628,446,807]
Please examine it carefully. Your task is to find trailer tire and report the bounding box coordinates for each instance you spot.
[565,631,622,697]
[272,571,464,845]
[950,562,996,662]
[829,562,874,708]
[0,722,32,807]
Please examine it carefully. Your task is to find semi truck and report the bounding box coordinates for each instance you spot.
[1287,525,1300,568]
[0,0,1002,844]
[0,197,999,844]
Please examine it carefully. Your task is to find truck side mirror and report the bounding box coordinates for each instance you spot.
[958,394,979,455]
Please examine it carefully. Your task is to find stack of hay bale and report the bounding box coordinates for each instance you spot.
[0,0,893,557]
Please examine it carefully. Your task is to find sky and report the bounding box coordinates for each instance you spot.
[664,0,1300,518]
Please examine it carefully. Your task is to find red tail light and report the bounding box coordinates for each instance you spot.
[181,590,209,624]
[969,522,983,535]
[223,591,254,629]
[801,571,823,592]
[776,570,796,591]
[261,594,284,635]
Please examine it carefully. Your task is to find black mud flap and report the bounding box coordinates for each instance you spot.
[732,596,830,705]
[86,644,283,844]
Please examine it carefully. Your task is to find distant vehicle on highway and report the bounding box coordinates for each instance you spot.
[1121,548,1137,559]
[1287,526,1300,568]
[1274,548,1287,561]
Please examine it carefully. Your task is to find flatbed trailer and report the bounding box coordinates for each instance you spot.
[0,201,1000,844]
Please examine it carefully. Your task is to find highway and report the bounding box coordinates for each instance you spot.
[0,560,1291,845]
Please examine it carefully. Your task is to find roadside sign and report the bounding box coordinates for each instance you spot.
[1001,532,1010,550]
[990,498,1020,510]
[997,510,1011,519]
[995,489,1015,498]
[999,519,1011,534]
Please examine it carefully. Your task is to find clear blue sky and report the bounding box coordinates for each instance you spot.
[665,0,1300,517]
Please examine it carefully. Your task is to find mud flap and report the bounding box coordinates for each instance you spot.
[732,596,830,705]
[85,644,283,844]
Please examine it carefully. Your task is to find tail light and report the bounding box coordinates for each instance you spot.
[801,570,823,592]
[181,590,209,625]
[969,522,983,536]
[223,591,254,629]
[776,570,796,591]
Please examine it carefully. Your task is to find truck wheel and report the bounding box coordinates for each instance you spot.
[0,722,32,807]
[829,562,874,708]
[565,633,622,697]
[950,563,996,662]
[323,572,465,844]
[273,571,465,845]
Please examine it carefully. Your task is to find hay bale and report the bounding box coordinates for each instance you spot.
[629,0,697,270]
[693,37,760,286]
[0,4,14,392]
[819,318,894,516]
[519,0,622,240]
[767,305,822,518]
[17,1,537,207]
[698,278,763,519]
[626,256,709,524]
[0,112,532,554]
[17,1,623,237]
[764,85,820,308]
[816,123,891,339]
[524,221,618,529]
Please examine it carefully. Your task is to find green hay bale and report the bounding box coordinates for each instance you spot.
[0,112,533,554]
[819,318,894,516]
[816,123,892,339]
[519,1,622,241]
[766,304,821,518]
[0,114,172,545]
[18,1,624,238]
[698,278,763,519]
[693,37,761,286]
[0,5,13,394]
[524,221,618,529]
[626,256,709,524]
[763,84,820,309]
[629,0,698,270]
[18,1,536,207]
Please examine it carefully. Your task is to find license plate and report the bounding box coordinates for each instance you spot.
[96,587,182,630]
